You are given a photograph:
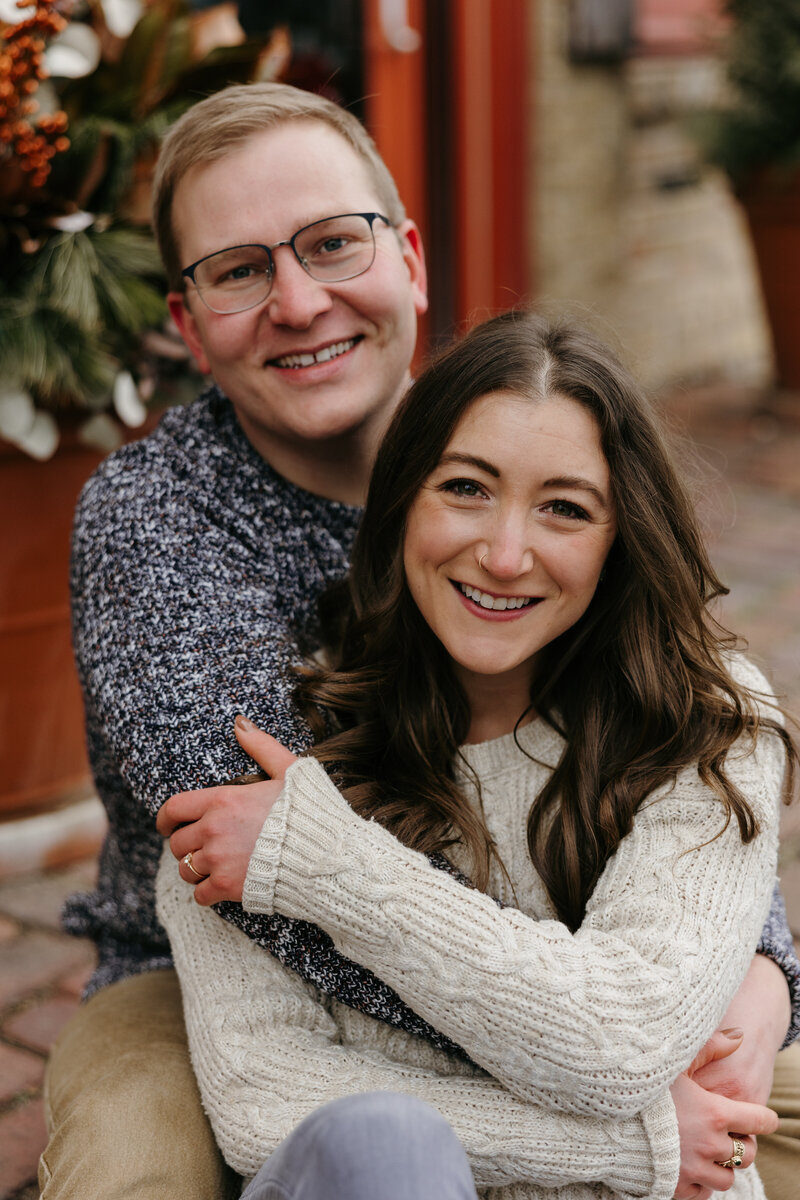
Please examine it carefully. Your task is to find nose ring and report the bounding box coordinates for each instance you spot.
[479,554,488,572]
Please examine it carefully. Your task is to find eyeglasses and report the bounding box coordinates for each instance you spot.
[181,212,393,315]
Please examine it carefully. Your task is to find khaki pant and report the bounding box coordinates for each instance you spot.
[39,970,241,1200]
[40,969,800,1199]
[756,1041,800,1200]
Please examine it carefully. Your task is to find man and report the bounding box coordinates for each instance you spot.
[42,82,799,1199]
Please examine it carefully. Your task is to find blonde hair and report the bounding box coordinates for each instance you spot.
[152,83,406,289]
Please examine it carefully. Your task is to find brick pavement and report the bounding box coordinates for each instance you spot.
[0,862,96,1200]
[0,382,797,1198]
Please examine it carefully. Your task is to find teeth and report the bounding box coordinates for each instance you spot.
[274,339,356,369]
[459,583,534,611]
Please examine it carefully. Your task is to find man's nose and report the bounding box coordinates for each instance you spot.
[265,244,333,328]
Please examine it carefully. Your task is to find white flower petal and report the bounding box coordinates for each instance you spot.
[0,387,35,440]
[100,0,143,39]
[112,371,147,427]
[0,1,35,23]
[12,411,59,461]
[50,211,95,233]
[45,24,102,79]
[79,413,123,454]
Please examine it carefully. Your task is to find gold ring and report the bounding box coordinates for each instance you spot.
[479,554,488,571]
[717,1138,745,1169]
[182,851,206,882]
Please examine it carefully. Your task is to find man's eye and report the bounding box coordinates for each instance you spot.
[224,264,258,281]
[209,262,263,288]
[318,236,349,254]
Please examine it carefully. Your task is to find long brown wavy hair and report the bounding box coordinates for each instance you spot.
[296,310,796,929]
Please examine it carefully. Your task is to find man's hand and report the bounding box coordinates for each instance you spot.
[692,954,791,1105]
[156,716,298,905]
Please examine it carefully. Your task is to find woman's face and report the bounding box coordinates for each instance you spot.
[403,390,617,703]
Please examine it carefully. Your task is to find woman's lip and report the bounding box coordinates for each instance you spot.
[453,579,539,602]
[450,580,543,620]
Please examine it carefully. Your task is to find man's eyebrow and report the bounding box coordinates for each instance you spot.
[543,475,610,507]
[438,452,499,477]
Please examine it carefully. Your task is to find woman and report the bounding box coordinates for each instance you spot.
[157,312,794,1199]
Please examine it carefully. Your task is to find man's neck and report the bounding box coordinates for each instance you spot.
[235,413,376,506]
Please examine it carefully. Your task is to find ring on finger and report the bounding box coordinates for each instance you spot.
[716,1137,746,1170]
[182,851,207,882]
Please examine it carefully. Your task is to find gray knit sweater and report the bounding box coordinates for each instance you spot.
[64,387,800,1050]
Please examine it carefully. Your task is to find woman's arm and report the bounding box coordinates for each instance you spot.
[239,720,785,1119]
[156,848,679,1198]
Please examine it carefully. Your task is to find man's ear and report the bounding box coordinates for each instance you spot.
[396,220,428,317]
[167,292,211,375]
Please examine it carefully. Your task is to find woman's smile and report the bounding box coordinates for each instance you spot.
[452,579,543,617]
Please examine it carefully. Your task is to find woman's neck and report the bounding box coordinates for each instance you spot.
[458,665,536,745]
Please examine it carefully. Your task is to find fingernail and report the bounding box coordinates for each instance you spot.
[721,1027,744,1039]
[235,714,254,731]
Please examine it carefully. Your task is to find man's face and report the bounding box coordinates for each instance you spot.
[168,121,428,467]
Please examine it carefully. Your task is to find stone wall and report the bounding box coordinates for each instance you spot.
[532,0,772,390]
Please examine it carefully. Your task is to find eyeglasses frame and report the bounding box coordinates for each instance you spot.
[180,211,394,314]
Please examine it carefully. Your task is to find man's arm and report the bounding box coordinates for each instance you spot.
[71,438,318,815]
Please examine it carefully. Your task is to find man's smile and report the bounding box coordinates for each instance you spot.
[269,336,361,369]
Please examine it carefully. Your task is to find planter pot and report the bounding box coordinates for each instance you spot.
[738,170,800,389]
[0,432,108,817]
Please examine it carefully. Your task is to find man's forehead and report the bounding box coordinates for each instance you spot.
[183,120,369,192]
[173,120,380,263]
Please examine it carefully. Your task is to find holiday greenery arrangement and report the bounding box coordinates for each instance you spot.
[696,0,800,188]
[0,0,284,458]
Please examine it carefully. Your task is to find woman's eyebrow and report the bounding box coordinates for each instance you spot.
[438,452,499,477]
[543,475,610,508]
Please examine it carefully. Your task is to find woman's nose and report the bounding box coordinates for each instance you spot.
[478,520,535,581]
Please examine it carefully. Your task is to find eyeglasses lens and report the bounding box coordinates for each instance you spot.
[295,214,377,282]
[193,214,378,314]
[193,246,272,314]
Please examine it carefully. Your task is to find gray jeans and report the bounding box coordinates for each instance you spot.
[239,1092,479,1200]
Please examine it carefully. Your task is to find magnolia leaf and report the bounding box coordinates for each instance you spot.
[36,232,101,325]
[101,0,144,39]
[46,23,103,80]
[112,370,147,426]
[0,385,35,440]
[92,225,163,277]
[12,410,59,461]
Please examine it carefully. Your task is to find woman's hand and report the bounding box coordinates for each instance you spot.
[156,716,297,905]
[670,1029,779,1198]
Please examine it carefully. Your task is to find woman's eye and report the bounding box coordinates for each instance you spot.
[441,478,484,498]
[543,499,589,520]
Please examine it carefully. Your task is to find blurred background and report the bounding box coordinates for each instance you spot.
[1,2,799,1192]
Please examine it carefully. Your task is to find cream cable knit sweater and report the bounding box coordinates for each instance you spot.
[157,660,783,1199]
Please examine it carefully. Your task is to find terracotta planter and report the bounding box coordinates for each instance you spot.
[0,434,105,817]
[738,170,800,389]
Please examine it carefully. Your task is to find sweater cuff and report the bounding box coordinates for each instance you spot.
[241,775,293,914]
[624,1090,679,1200]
